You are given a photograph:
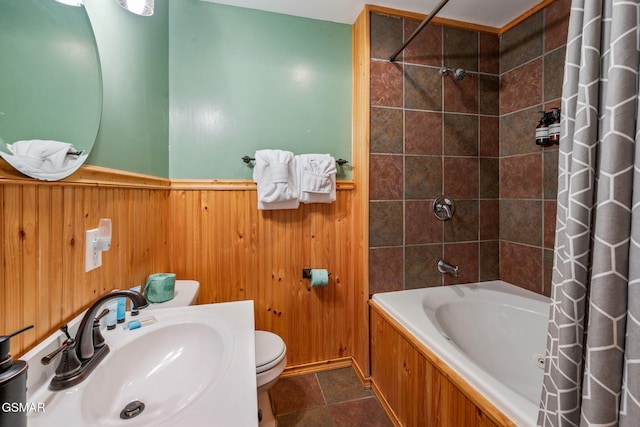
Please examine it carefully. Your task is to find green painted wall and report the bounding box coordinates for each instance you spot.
[85,0,169,177]
[168,1,352,179]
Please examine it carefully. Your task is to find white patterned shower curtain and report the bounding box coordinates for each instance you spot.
[537,0,640,425]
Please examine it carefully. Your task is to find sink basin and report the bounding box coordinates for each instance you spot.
[22,301,257,426]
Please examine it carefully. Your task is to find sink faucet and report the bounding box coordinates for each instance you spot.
[43,290,148,390]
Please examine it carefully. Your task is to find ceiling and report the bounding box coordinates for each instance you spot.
[200,0,545,28]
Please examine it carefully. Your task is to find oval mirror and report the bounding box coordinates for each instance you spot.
[0,0,102,181]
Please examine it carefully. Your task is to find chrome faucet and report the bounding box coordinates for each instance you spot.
[437,259,460,277]
[43,289,148,390]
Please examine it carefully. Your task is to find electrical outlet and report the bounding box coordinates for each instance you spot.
[85,229,102,272]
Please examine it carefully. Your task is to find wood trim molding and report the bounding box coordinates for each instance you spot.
[0,160,354,191]
[170,179,355,191]
[281,357,353,378]
[0,160,171,189]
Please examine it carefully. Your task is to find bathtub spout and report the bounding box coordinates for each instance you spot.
[437,259,459,277]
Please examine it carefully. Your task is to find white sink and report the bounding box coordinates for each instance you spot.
[22,301,257,426]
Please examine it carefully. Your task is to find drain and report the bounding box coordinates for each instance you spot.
[120,400,145,420]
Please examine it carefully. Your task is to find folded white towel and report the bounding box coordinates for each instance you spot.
[252,149,299,210]
[0,139,87,181]
[297,154,337,204]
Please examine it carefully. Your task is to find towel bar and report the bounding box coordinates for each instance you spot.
[242,155,348,165]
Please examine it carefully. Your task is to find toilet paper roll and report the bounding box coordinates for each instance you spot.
[144,273,176,303]
[309,269,329,287]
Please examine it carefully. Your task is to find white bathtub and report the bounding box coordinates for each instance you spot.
[371,280,550,426]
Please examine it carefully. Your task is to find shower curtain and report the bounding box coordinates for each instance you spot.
[537,0,640,426]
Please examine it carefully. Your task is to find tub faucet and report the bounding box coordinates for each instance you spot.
[44,289,148,390]
[437,259,459,277]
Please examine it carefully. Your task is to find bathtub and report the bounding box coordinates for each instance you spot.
[371,280,549,426]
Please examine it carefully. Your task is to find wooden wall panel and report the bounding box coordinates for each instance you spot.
[0,182,169,356]
[168,188,356,368]
[370,306,507,427]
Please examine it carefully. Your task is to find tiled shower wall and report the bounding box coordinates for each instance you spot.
[368,0,570,296]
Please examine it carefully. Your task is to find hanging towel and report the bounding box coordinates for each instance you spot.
[252,149,299,210]
[297,154,337,204]
[0,139,87,181]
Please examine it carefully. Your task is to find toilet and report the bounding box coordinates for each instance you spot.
[255,330,287,427]
[145,280,287,426]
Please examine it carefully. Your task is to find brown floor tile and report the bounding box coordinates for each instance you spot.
[316,367,373,404]
[277,406,334,427]
[271,374,325,415]
[328,397,394,427]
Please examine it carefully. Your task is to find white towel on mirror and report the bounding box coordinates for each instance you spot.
[297,154,336,204]
[252,149,299,210]
[0,139,87,181]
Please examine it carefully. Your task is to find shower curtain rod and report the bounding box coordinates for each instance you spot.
[389,0,450,62]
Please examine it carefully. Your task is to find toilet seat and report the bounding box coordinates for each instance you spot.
[255,331,286,374]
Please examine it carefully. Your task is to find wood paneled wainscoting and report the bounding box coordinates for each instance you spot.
[168,180,361,372]
[0,165,170,357]
[370,302,512,427]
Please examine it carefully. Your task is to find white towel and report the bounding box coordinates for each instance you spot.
[252,149,299,210]
[297,154,337,204]
[0,139,87,181]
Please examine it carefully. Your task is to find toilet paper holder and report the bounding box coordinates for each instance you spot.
[302,268,331,279]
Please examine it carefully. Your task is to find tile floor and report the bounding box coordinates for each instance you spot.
[269,366,393,426]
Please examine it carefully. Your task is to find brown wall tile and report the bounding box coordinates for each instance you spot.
[370,201,404,247]
[443,27,478,72]
[544,149,559,199]
[543,249,554,296]
[544,47,565,102]
[371,107,403,154]
[371,60,403,107]
[500,241,543,293]
[501,106,542,156]
[371,13,403,61]
[405,156,442,199]
[479,116,500,157]
[500,58,543,115]
[500,153,543,199]
[405,110,442,155]
[444,199,479,242]
[444,157,479,199]
[544,200,557,249]
[444,73,479,114]
[406,200,443,244]
[370,154,403,200]
[500,11,543,73]
[405,245,443,288]
[404,65,442,111]
[443,242,479,285]
[480,158,499,198]
[444,114,478,156]
[369,247,404,294]
[479,74,500,116]
[480,200,500,240]
[479,32,500,74]
[403,19,442,67]
[500,199,542,246]
[480,241,500,281]
[544,0,571,52]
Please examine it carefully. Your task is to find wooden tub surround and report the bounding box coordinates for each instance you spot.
[370,301,513,427]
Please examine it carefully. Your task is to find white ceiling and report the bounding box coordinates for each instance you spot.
[200,0,544,28]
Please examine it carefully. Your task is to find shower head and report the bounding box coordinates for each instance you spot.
[440,67,467,81]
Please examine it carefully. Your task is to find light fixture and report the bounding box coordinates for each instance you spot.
[55,0,83,6]
[115,0,154,16]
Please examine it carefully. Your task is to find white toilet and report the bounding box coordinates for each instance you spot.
[255,330,287,427]
[145,280,287,426]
